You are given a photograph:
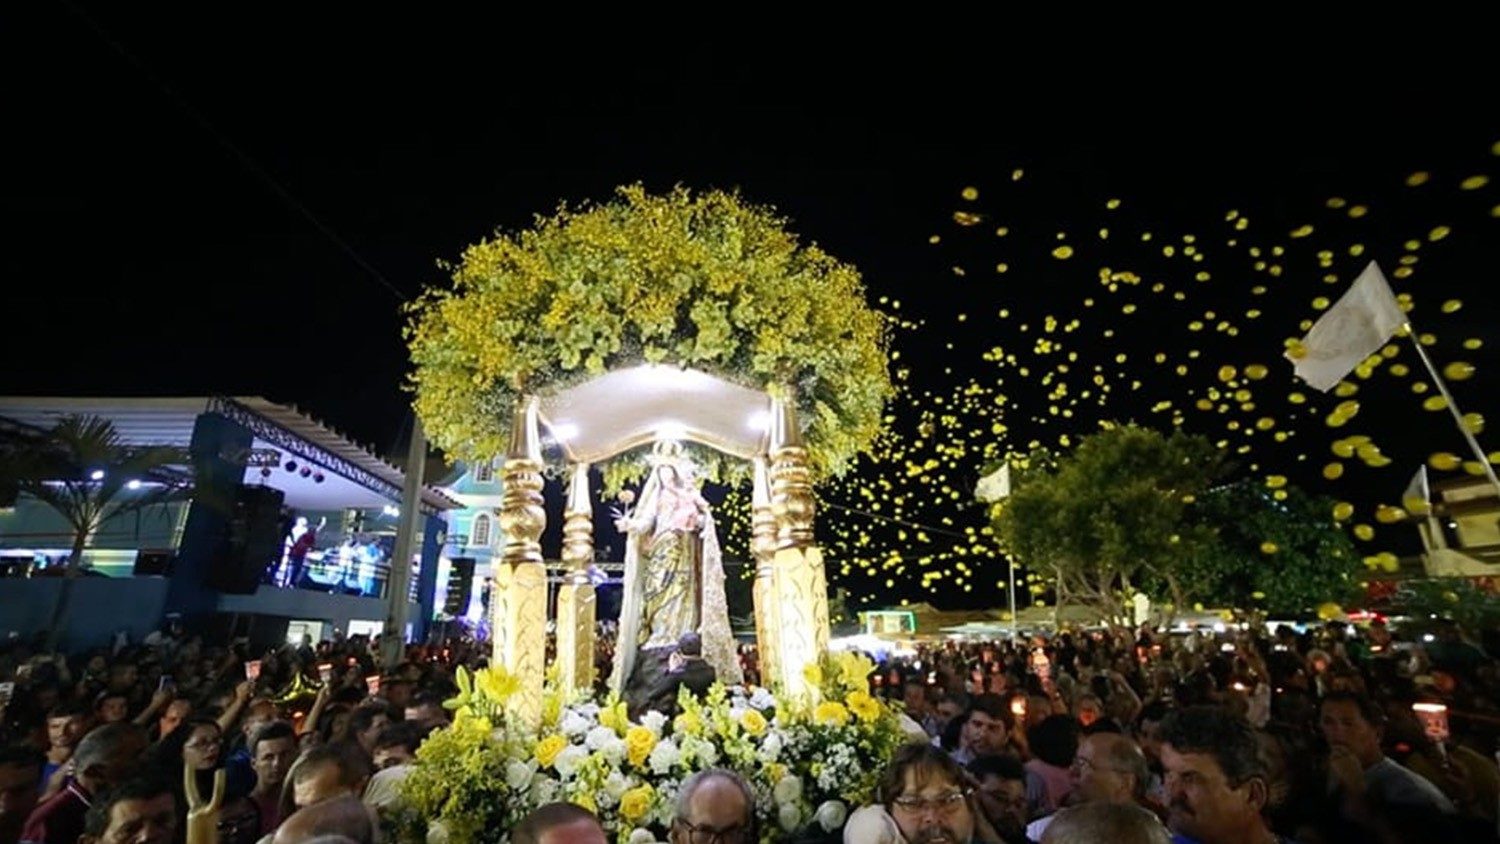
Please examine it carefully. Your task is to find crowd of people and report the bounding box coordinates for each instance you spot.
[2,612,1499,843]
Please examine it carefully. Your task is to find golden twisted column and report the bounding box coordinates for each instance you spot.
[493,397,546,730]
[555,463,597,694]
[768,398,830,696]
[749,456,781,689]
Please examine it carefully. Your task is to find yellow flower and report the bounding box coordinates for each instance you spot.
[625,726,657,767]
[535,734,568,769]
[846,691,881,723]
[740,709,768,736]
[674,710,703,737]
[802,663,824,688]
[598,700,627,734]
[474,666,521,702]
[619,784,655,823]
[814,701,851,727]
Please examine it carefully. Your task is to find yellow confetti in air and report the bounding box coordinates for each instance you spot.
[995,263,1009,273]
[1463,412,1485,434]
[1290,224,1314,238]
[1052,245,1074,260]
[1348,205,1368,218]
[1265,475,1287,489]
[1326,197,1347,208]
[961,186,979,201]
[1429,225,1451,241]
[953,211,982,226]
[1312,296,1330,310]
[1323,462,1344,480]
[1375,505,1407,524]
[1464,338,1483,350]
[1106,198,1121,209]
[1443,361,1475,381]
[1011,168,1025,181]
[1405,172,1429,187]
[1460,175,1490,190]
[995,227,1009,237]
[1260,541,1279,555]
[1288,392,1306,404]
[1429,452,1461,471]
[1333,502,1355,521]
[1218,365,1237,382]
[1353,524,1375,541]
[1244,364,1268,380]
[1442,299,1463,314]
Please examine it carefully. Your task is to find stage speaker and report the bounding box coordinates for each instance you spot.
[134,550,174,577]
[444,557,475,616]
[208,486,286,594]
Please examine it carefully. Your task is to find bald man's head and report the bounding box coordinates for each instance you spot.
[1073,733,1150,805]
[272,796,374,844]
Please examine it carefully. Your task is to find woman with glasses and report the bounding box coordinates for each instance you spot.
[151,716,257,844]
[879,743,1007,844]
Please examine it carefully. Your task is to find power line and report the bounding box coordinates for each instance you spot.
[817,497,972,540]
[58,0,408,302]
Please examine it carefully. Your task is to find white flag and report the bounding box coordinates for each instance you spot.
[1287,261,1405,392]
[1402,465,1431,515]
[975,463,1011,502]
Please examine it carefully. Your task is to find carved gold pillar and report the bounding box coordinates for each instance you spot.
[555,463,597,694]
[750,457,781,688]
[768,398,831,697]
[493,397,546,730]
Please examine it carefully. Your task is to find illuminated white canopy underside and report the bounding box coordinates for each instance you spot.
[536,365,772,463]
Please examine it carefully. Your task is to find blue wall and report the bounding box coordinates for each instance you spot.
[216,586,421,639]
[0,577,172,651]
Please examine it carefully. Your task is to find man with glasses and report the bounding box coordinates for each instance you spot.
[1027,733,1154,841]
[669,769,754,844]
[880,743,997,844]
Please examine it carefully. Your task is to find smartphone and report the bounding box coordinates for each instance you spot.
[318,663,333,684]
[1413,703,1450,744]
[244,660,262,682]
[158,675,174,692]
[365,675,381,696]
[1221,643,1236,653]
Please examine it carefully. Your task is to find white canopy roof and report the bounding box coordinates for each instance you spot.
[536,365,773,463]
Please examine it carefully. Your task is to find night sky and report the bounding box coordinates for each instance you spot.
[5,9,1497,607]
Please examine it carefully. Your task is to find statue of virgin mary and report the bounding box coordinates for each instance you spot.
[609,442,742,696]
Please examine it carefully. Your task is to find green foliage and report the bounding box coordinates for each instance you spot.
[991,424,1227,621]
[406,185,893,481]
[1173,481,1362,616]
[1395,578,1500,631]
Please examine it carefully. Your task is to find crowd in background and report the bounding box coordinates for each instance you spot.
[2,612,1499,843]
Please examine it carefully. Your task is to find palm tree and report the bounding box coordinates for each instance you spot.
[0,415,190,651]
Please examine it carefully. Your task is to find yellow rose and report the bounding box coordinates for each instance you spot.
[740,709,768,736]
[626,725,657,767]
[674,710,703,736]
[814,701,851,727]
[846,691,881,723]
[535,734,568,769]
[619,784,655,823]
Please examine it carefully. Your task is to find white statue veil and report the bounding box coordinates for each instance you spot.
[609,455,742,692]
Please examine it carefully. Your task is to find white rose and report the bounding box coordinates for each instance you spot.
[640,709,668,736]
[553,744,589,780]
[778,803,803,832]
[773,774,803,806]
[586,725,617,751]
[560,710,591,738]
[628,831,656,844]
[758,731,783,761]
[600,735,627,767]
[648,738,681,775]
[577,702,601,718]
[814,800,848,832]
[505,760,536,791]
[604,771,632,800]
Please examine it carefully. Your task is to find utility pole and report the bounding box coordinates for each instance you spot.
[381,415,426,670]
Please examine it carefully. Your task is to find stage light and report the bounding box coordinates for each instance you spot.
[90,470,105,480]
[127,480,142,490]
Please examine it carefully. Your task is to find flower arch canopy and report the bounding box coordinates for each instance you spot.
[405,185,892,481]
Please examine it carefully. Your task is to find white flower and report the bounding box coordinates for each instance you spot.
[778,803,803,832]
[604,771,632,800]
[505,760,536,791]
[757,731,784,762]
[553,745,589,780]
[576,702,601,718]
[531,776,560,804]
[815,800,848,832]
[628,831,656,844]
[640,709,668,736]
[680,735,718,768]
[599,735,627,767]
[773,774,803,806]
[560,710,591,738]
[586,725,618,751]
[648,738,681,775]
[749,687,776,710]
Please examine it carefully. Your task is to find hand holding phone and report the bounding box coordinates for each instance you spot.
[244,660,262,682]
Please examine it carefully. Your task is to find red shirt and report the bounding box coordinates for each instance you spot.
[19,781,91,844]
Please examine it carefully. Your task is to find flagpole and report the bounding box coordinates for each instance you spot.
[1007,556,1017,638]
[1405,323,1500,499]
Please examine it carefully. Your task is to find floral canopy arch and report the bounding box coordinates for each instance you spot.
[404,184,892,487]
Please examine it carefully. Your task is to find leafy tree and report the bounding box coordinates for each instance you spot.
[0,416,189,650]
[991,424,1226,623]
[1168,481,1362,617]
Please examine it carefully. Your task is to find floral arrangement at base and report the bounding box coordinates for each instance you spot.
[393,653,909,844]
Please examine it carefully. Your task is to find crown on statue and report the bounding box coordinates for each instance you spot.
[647,438,693,475]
